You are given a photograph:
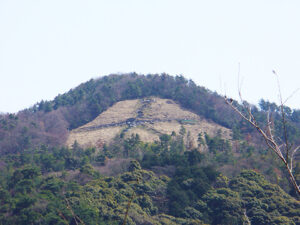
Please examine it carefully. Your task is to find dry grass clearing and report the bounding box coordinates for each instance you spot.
[125,127,160,143]
[80,99,139,128]
[143,98,199,120]
[67,126,125,148]
[67,97,232,148]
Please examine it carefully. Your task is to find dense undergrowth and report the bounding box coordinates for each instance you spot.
[0,133,299,225]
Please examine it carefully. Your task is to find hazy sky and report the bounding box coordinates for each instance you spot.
[1,0,299,113]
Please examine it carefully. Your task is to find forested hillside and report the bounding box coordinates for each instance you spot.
[0,139,299,224]
[0,73,299,224]
[1,73,299,152]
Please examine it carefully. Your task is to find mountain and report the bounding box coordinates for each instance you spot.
[2,73,299,152]
[0,73,236,153]
[0,73,299,224]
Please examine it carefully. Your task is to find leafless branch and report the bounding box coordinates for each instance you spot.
[283,88,300,105]
[291,145,300,173]
[224,72,300,195]
[274,71,291,169]
[65,198,86,225]
[122,178,140,225]
[58,210,69,225]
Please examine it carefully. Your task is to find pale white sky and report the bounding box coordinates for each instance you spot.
[0,0,299,113]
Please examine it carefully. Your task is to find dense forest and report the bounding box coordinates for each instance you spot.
[0,135,299,224]
[0,73,299,224]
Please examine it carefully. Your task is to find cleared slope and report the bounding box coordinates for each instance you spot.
[66,97,231,148]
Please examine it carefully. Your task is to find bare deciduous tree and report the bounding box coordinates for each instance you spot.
[224,70,300,195]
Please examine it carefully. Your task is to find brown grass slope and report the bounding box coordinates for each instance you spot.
[66,97,231,148]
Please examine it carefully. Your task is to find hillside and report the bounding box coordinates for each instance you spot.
[67,97,231,148]
[1,73,298,154]
[0,73,299,224]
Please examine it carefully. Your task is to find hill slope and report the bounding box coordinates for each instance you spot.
[67,97,231,148]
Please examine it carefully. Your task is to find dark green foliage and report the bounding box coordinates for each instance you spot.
[41,176,64,194]
[0,139,299,225]
[204,133,234,164]
[124,134,141,158]
[136,131,205,169]
[205,132,231,154]
[291,109,300,123]
[229,170,300,225]
[200,188,245,225]
[167,161,219,216]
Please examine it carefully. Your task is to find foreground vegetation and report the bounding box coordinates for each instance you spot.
[0,73,299,224]
[0,134,299,225]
